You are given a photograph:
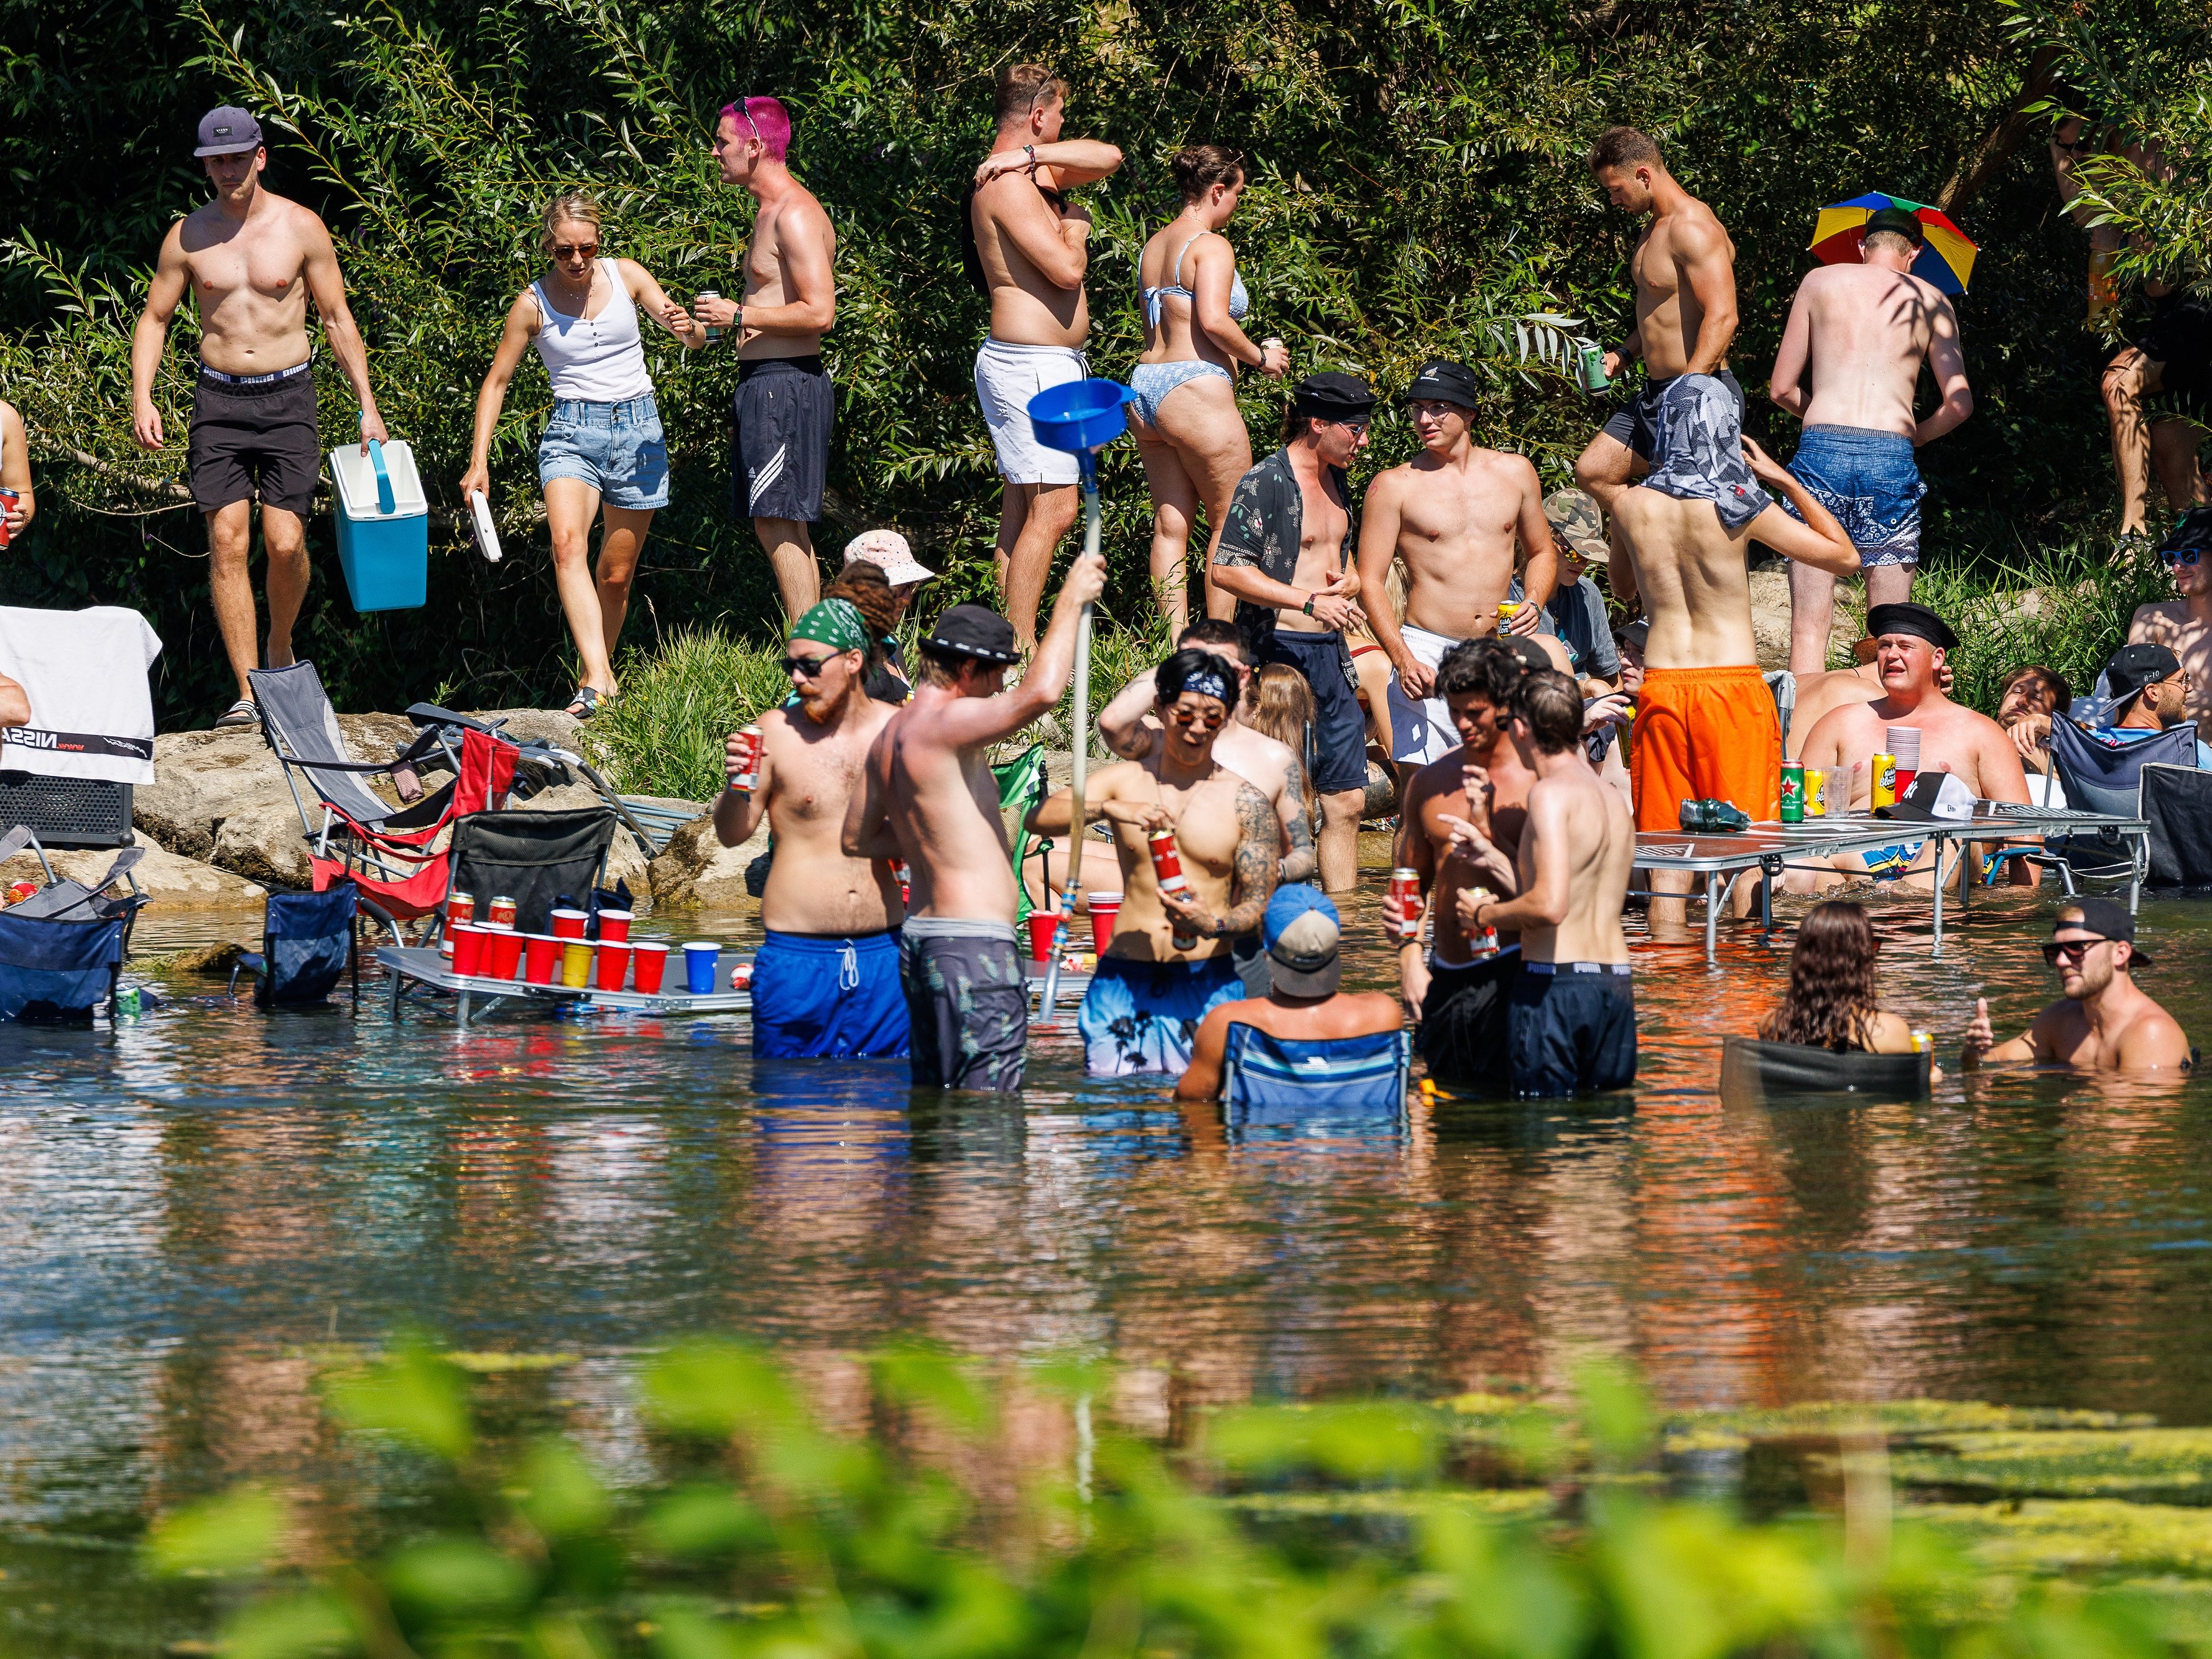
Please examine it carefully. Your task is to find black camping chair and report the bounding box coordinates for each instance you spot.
[448,806,619,936]
[1719,1036,1931,1105]
[229,880,361,1006]
[2142,762,2212,889]
[2045,718,2185,887]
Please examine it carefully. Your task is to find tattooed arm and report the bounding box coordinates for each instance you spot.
[1275,754,1317,885]
[1160,783,1281,941]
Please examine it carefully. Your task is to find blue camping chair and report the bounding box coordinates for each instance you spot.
[1220,1023,1412,1132]
[2046,718,2190,886]
[0,908,126,1023]
[229,881,360,1007]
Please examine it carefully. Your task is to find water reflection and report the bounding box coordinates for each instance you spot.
[2,885,2212,1619]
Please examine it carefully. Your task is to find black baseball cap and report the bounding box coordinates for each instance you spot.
[2054,897,2150,967]
[1865,601,1958,650]
[1290,372,1376,422]
[195,106,264,157]
[1864,206,1925,246]
[1403,359,1481,410]
[2105,642,2184,706]
[922,604,1020,665]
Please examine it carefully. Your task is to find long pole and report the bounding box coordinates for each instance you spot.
[1039,450,1100,1024]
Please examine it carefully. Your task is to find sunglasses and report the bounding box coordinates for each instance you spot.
[2162,546,2206,566]
[551,243,600,260]
[780,653,845,678]
[2042,936,2113,964]
[1329,418,1371,435]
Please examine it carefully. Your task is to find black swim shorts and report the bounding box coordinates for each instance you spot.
[1267,629,1370,797]
[1599,367,1746,462]
[188,366,322,516]
[1418,949,1519,1092]
[2135,292,2212,423]
[1507,964,1637,1098]
[731,354,833,524]
[899,923,1027,1092]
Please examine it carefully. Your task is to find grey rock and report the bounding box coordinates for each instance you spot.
[646,811,768,910]
[0,841,264,908]
[465,707,585,752]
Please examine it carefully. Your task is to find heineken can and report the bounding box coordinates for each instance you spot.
[1779,761,1805,823]
[1575,341,1611,394]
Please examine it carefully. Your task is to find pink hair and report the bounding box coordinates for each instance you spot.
[720,96,791,162]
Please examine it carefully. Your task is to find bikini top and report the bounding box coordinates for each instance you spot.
[1143,233,1249,328]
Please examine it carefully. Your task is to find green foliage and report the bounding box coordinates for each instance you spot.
[1907,542,2175,709]
[154,1341,2212,1659]
[3,0,2204,724]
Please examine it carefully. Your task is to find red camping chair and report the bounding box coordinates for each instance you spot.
[306,725,517,920]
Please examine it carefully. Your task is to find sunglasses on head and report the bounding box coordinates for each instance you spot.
[780,652,846,678]
[2042,935,2113,964]
[2162,545,2206,566]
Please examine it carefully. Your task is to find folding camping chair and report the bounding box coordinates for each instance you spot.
[1219,1025,1412,1134]
[0,823,146,1022]
[2045,717,2183,889]
[249,660,520,927]
[447,807,619,936]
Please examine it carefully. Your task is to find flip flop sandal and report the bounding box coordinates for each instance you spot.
[563,686,611,719]
[215,698,259,729]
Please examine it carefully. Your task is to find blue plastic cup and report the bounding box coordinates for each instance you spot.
[683,941,720,994]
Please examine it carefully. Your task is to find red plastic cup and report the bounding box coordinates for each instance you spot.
[522,933,562,985]
[1086,892,1121,955]
[485,927,525,979]
[550,908,588,940]
[594,941,634,991]
[1027,910,1062,962]
[596,908,633,944]
[450,925,489,977]
[631,940,669,993]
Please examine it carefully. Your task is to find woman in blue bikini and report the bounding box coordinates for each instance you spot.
[1131,146,1288,631]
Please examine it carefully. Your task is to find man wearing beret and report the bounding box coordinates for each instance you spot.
[1356,359,1558,771]
[1789,601,2034,890]
[1212,371,1376,890]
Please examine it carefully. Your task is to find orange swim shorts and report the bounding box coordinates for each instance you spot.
[1631,664,1782,831]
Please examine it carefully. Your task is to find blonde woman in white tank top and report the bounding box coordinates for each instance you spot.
[461,195,706,718]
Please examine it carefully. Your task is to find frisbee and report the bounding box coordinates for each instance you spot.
[469,490,503,563]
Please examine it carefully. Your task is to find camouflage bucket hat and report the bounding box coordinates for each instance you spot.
[1543,488,1609,563]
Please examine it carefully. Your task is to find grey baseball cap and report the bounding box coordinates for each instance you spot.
[195,106,264,157]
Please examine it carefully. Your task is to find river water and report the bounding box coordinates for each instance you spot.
[4,881,2212,1644]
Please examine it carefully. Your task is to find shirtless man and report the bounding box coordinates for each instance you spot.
[1769,206,1974,673]
[1029,649,1279,1076]
[696,96,838,622]
[1586,377,1858,936]
[1790,603,2033,891]
[1358,359,1557,769]
[715,597,904,1059]
[965,64,1124,647]
[1094,616,1317,932]
[1212,372,1375,890]
[2126,508,2212,741]
[1445,669,1638,1098]
[1392,640,1537,1091]
[131,106,387,728]
[1963,900,2191,1074]
[1574,128,1739,505]
[842,553,1108,1091]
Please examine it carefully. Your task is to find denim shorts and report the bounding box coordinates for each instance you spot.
[538,394,669,509]
[1784,424,1925,567]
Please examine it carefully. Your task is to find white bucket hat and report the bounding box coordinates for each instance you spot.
[843,529,934,586]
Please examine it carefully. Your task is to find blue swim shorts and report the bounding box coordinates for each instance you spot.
[1858,841,1927,879]
[539,393,670,510]
[750,928,910,1060]
[1784,424,1925,568]
[1077,953,1246,1077]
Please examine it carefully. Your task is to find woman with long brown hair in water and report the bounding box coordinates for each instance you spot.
[1761,900,1920,1054]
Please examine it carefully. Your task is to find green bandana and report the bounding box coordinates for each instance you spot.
[790,598,868,654]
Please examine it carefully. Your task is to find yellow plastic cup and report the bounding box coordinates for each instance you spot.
[560,940,593,989]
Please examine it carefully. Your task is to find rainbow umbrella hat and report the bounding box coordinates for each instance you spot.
[1810,192,1977,296]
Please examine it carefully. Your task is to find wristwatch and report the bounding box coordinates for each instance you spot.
[1301,593,1315,617]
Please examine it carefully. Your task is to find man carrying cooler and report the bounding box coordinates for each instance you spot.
[715,596,905,1060]
[843,552,1108,1091]
[131,106,387,728]
[1027,648,1279,1076]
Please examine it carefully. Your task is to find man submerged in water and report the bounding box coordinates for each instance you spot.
[843,553,1108,1091]
[1029,647,1279,1076]
[1963,900,2191,1073]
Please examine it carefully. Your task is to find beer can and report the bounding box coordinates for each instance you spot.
[487,895,517,929]
[0,488,17,550]
[1466,886,1500,958]
[729,724,763,793]
[1871,753,1899,811]
[1779,761,1805,823]
[442,892,476,959]
[1149,828,1195,950]
[696,290,721,341]
[1388,867,1423,943]
[1575,341,1611,393]
[1496,599,1522,624]
[1803,767,1826,818]
[1910,1030,1932,1054]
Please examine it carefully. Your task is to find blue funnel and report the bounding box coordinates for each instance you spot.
[1027,377,1137,455]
